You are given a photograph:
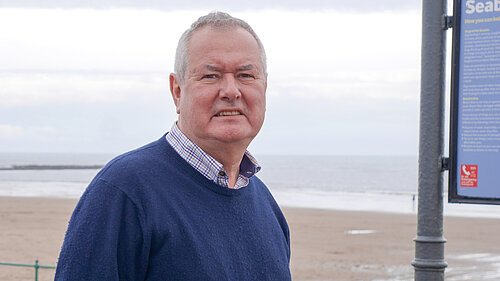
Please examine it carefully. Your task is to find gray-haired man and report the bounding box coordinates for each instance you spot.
[55,11,291,281]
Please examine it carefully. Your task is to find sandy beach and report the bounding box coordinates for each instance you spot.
[1,197,500,281]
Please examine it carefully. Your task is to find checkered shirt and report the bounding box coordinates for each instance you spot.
[165,123,261,189]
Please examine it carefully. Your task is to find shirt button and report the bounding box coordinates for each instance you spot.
[218,171,226,176]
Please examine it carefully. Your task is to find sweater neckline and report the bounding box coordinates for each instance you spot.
[158,134,251,197]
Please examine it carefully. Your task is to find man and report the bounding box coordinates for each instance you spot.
[55,11,291,280]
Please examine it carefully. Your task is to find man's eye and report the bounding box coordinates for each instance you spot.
[202,74,217,79]
[239,73,255,79]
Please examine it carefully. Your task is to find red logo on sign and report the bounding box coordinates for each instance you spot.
[460,165,478,187]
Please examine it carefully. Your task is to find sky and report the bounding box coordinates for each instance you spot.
[0,0,452,156]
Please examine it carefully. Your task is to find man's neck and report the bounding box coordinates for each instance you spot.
[201,143,246,188]
[175,123,252,188]
[222,162,242,189]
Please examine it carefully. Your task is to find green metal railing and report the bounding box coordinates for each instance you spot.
[0,260,56,281]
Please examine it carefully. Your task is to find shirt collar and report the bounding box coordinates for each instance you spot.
[165,123,261,189]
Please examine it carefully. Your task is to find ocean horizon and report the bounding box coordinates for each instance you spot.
[1,152,499,218]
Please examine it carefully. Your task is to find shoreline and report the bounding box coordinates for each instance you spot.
[1,197,500,280]
[4,188,500,219]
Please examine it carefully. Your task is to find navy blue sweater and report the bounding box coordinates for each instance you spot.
[55,135,291,281]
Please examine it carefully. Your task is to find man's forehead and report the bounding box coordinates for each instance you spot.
[187,26,261,56]
[191,25,246,39]
[184,25,264,74]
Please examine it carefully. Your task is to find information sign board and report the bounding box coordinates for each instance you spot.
[449,0,500,204]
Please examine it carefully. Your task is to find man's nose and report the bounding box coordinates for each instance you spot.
[219,74,241,101]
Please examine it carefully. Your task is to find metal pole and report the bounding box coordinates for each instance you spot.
[412,0,449,280]
[35,259,39,281]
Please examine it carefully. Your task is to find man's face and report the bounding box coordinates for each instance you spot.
[170,26,267,150]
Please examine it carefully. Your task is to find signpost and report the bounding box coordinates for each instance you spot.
[449,0,500,204]
[412,0,448,279]
[415,0,500,279]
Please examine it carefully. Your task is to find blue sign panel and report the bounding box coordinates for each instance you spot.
[449,0,500,204]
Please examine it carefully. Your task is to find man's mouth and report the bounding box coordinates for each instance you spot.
[215,111,242,117]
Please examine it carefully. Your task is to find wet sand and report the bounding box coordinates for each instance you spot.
[1,197,500,280]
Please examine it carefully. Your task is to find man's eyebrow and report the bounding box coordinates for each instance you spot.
[204,65,222,71]
[236,64,256,71]
[202,64,257,72]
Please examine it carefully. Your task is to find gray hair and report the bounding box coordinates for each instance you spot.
[174,11,267,83]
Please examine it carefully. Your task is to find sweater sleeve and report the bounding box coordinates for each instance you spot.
[55,178,149,281]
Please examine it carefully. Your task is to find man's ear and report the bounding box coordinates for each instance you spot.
[169,73,182,114]
[264,73,268,92]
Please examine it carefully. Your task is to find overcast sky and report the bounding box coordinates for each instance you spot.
[0,0,420,12]
[1,0,453,156]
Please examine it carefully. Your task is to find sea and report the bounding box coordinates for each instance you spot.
[1,152,500,219]
[3,153,500,280]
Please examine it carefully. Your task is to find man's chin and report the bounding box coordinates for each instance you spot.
[209,129,256,144]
